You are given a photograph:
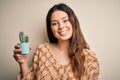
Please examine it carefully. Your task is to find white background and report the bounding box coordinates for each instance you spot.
[0,0,120,80]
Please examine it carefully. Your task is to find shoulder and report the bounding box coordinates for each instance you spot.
[83,49,100,77]
[83,49,98,61]
[33,43,51,63]
[37,42,50,49]
[83,49,99,67]
[36,43,50,52]
[34,42,50,56]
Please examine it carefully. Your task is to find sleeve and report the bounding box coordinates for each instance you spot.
[18,46,41,80]
[83,49,100,80]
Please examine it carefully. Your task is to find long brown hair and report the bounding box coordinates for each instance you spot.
[46,3,89,79]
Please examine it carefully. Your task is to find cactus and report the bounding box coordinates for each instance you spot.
[25,36,29,43]
[19,31,29,43]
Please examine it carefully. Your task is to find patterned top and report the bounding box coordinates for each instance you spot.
[18,43,99,80]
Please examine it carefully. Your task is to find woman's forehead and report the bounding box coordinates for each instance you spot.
[51,10,68,20]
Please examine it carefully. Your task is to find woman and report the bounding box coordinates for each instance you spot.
[13,3,99,80]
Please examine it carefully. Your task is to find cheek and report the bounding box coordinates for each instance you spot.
[69,25,73,34]
[67,22,73,32]
[51,27,55,33]
[51,27,58,35]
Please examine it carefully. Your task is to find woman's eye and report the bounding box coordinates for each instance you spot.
[51,23,57,26]
[63,20,69,23]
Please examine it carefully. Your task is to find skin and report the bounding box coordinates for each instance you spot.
[13,10,73,78]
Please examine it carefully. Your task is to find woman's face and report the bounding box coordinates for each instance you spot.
[50,10,73,41]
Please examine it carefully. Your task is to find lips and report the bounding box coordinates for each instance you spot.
[58,30,68,36]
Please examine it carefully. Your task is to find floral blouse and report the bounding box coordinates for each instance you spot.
[18,43,99,80]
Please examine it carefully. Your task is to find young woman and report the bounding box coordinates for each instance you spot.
[13,3,99,80]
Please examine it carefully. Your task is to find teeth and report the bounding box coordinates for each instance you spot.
[59,31,67,35]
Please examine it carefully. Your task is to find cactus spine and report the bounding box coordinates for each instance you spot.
[19,32,29,43]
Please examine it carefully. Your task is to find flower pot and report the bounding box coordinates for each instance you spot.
[19,43,30,54]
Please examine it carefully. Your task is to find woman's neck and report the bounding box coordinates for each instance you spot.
[57,40,70,54]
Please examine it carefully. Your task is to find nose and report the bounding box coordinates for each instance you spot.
[59,21,65,29]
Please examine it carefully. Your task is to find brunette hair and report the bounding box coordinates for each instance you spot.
[46,3,89,79]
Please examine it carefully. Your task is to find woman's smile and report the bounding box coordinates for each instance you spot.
[58,30,68,36]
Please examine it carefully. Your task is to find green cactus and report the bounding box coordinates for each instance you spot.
[19,31,29,43]
[25,36,29,43]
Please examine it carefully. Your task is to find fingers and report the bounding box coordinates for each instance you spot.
[13,53,22,60]
[14,44,20,49]
[14,44,32,50]
[13,48,21,54]
[13,43,29,64]
[13,48,21,61]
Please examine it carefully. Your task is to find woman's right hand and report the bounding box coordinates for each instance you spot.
[13,44,28,64]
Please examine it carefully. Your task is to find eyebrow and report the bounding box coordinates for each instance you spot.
[61,16,68,19]
[51,16,68,22]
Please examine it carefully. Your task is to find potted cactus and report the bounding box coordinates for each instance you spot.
[19,32,29,43]
[19,31,30,54]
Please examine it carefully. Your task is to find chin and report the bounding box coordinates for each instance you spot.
[59,36,72,41]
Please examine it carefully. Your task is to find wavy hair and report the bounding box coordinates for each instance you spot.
[46,3,89,79]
